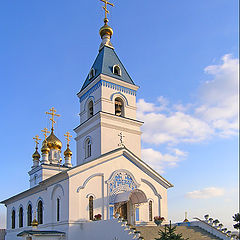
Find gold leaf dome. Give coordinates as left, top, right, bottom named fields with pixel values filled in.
left=41, top=140, right=50, bottom=153
left=32, top=149, right=40, bottom=159
left=31, top=218, right=39, bottom=227
left=46, top=131, right=62, bottom=150
left=64, top=145, right=72, bottom=157
left=99, top=19, right=113, bottom=38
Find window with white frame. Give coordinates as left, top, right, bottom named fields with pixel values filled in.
left=85, top=138, right=91, bottom=158
left=88, top=100, right=93, bottom=119
left=113, top=65, right=121, bottom=76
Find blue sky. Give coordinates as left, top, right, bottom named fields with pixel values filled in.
left=0, top=0, right=238, bottom=230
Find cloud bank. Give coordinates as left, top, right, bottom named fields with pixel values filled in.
left=185, top=187, right=225, bottom=199
left=139, top=54, right=239, bottom=173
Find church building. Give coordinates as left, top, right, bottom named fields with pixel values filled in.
left=1, top=3, right=173, bottom=240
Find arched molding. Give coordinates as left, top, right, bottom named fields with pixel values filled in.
left=141, top=179, right=162, bottom=199
left=50, top=184, right=64, bottom=200
left=147, top=198, right=154, bottom=203
left=83, top=96, right=95, bottom=112
left=82, top=136, right=93, bottom=149
left=18, top=205, right=24, bottom=217
left=86, top=193, right=96, bottom=199
left=110, top=92, right=129, bottom=106
left=113, top=64, right=122, bottom=76
left=36, top=197, right=44, bottom=210
left=106, top=169, right=140, bottom=186
left=141, top=178, right=162, bottom=216
left=77, top=173, right=104, bottom=193
left=11, top=207, right=16, bottom=212
left=26, top=201, right=32, bottom=210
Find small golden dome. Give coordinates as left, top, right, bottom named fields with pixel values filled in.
left=32, top=149, right=40, bottom=159
left=31, top=218, right=39, bottom=227
left=41, top=140, right=50, bottom=153
left=46, top=131, right=62, bottom=150
left=64, top=145, right=72, bottom=157
left=99, top=18, right=113, bottom=38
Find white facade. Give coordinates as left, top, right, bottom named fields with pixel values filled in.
left=1, top=21, right=173, bottom=240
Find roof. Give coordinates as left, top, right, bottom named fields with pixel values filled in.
left=1, top=147, right=173, bottom=205
left=17, top=230, right=65, bottom=236
left=80, top=46, right=135, bottom=92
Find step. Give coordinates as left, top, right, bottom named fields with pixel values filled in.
left=135, top=225, right=222, bottom=240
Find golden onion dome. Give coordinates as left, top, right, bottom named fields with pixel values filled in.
left=32, top=149, right=40, bottom=159
left=31, top=218, right=39, bottom=227
left=64, top=145, right=72, bottom=157
left=99, top=18, right=113, bottom=38
left=41, top=140, right=50, bottom=153
left=46, top=131, right=62, bottom=150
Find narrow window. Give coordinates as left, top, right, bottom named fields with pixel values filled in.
left=85, top=139, right=91, bottom=158
left=115, top=98, right=124, bottom=117
left=37, top=200, right=43, bottom=224
left=27, top=204, right=32, bottom=226
left=149, top=200, right=153, bottom=221
left=89, top=68, right=95, bottom=79
left=88, top=101, right=93, bottom=118
left=19, top=207, right=23, bottom=228
left=89, top=196, right=93, bottom=220
left=12, top=210, right=15, bottom=229
left=113, top=65, right=121, bottom=76
left=57, top=198, right=60, bottom=222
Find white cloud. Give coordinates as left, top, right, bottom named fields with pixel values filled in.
left=141, top=148, right=187, bottom=174
left=137, top=54, right=239, bottom=145
left=185, top=187, right=225, bottom=199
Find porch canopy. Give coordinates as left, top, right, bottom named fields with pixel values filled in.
left=113, top=189, right=148, bottom=204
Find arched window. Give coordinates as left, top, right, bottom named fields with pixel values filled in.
left=19, top=207, right=23, bottom=228
left=57, top=198, right=60, bottom=222
left=115, top=97, right=124, bottom=117
left=88, top=101, right=93, bottom=118
left=85, top=138, right=91, bottom=158
left=89, top=68, right=95, bottom=79
left=34, top=175, right=37, bottom=185
left=149, top=200, right=153, bottom=221
left=89, top=196, right=93, bottom=220
left=27, top=204, right=32, bottom=226
left=11, top=210, right=15, bottom=229
left=113, top=65, right=121, bottom=76
left=37, top=200, right=43, bottom=224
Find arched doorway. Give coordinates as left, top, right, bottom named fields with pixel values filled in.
left=113, top=189, right=147, bottom=225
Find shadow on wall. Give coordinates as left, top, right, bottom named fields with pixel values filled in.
left=0, top=229, right=6, bottom=240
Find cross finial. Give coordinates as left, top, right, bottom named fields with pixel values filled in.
left=33, top=135, right=41, bottom=149
left=64, top=131, right=72, bottom=146
left=45, top=107, right=60, bottom=131
left=41, top=128, right=50, bottom=141
left=118, top=132, right=125, bottom=147
left=100, top=0, right=114, bottom=20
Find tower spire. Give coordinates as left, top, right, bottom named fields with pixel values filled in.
left=99, top=0, right=114, bottom=50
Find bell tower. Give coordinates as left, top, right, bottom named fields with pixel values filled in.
left=74, top=5, right=142, bottom=165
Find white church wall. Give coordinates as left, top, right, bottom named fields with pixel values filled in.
left=5, top=179, right=69, bottom=240
left=68, top=151, right=168, bottom=224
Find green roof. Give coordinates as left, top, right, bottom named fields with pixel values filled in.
left=80, top=46, right=135, bottom=92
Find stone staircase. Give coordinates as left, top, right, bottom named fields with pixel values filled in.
left=135, top=225, right=222, bottom=240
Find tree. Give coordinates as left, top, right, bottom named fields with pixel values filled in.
left=155, top=221, right=189, bottom=240
left=233, top=213, right=240, bottom=230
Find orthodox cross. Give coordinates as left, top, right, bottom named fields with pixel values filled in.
left=45, top=107, right=60, bottom=131
left=118, top=132, right=125, bottom=147
left=64, top=131, right=72, bottom=146
left=100, top=0, right=114, bottom=19
left=33, top=135, right=41, bottom=148
left=41, top=128, right=50, bottom=141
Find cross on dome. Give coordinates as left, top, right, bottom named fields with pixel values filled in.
left=41, top=128, right=50, bottom=141
left=45, top=107, right=60, bottom=131
left=33, top=135, right=41, bottom=148
left=64, top=131, right=72, bottom=146
left=100, top=0, right=114, bottom=19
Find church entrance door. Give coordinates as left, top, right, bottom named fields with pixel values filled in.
left=119, top=203, right=127, bottom=220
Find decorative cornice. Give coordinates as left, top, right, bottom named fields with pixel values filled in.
left=79, top=80, right=137, bottom=103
